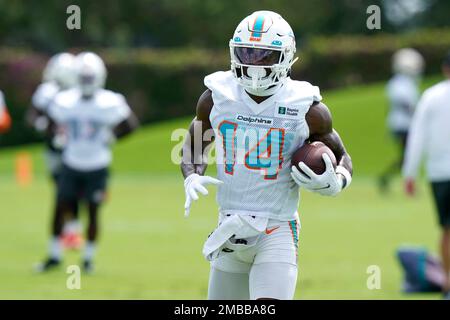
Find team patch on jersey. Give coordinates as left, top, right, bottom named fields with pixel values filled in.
left=235, top=114, right=273, bottom=126
left=274, top=105, right=301, bottom=119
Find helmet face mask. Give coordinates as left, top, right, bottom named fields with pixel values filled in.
left=75, top=52, right=107, bottom=97
left=229, top=11, right=297, bottom=96
left=78, top=70, right=98, bottom=97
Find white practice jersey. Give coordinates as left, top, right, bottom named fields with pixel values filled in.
left=386, top=74, right=420, bottom=132
left=403, top=80, right=450, bottom=182
left=0, top=90, right=5, bottom=112
left=48, top=88, right=131, bottom=171
left=31, top=82, right=60, bottom=112
left=205, top=71, right=322, bottom=221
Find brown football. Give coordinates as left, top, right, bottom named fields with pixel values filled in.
left=291, top=141, right=337, bottom=175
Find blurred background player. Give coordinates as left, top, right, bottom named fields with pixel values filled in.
left=26, top=53, right=83, bottom=250
left=36, top=52, right=139, bottom=273
left=0, top=90, right=12, bottom=134
left=403, top=51, right=450, bottom=300
left=379, top=48, right=425, bottom=193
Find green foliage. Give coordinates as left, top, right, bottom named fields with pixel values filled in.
left=2, top=0, right=450, bottom=50
left=1, top=28, right=450, bottom=147
left=0, top=0, right=386, bottom=49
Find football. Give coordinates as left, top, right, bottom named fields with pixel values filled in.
left=291, top=141, right=337, bottom=175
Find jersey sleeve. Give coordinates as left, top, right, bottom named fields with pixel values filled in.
left=204, top=71, right=239, bottom=106
left=32, top=83, right=58, bottom=112
left=310, top=85, right=322, bottom=102
left=105, top=94, right=131, bottom=126
left=47, top=93, right=69, bottom=123
left=402, top=90, right=431, bottom=178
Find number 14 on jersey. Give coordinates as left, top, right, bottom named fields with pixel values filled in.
left=218, top=121, right=285, bottom=180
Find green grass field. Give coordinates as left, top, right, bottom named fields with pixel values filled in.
left=0, top=76, right=446, bottom=299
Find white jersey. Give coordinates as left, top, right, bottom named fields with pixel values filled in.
left=31, top=82, right=60, bottom=112
left=205, top=71, right=322, bottom=221
left=403, top=80, right=450, bottom=181
left=48, top=88, right=131, bottom=171
left=386, top=74, right=420, bottom=132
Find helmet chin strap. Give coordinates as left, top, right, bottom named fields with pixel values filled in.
left=243, top=57, right=299, bottom=97
left=245, top=82, right=283, bottom=97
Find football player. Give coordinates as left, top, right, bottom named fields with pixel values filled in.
left=181, top=11, right=353, bottom=300
left=0, top=90, right=11, bottom=134
left=26, top=53, right=83, bottom=250
left=403, top=51, right=450, bottom=299
left=379, top=48, right=424, bottom=193
left=36, top=52, right=139, bottom=273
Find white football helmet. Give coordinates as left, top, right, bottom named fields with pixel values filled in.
left=392, top=48, right=425, bottom=77
left=43, top=53, right=77, bottom=89
left=75, top=52, right=107, bottom=97
left=229, top=11, right=298, bottom=96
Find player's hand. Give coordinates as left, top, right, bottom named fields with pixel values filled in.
left=291, top=153, right=344, bottom=196
left=52, top=133, right=67, bottom=149
left=404, top=178, right=416, bottom=197
left=33, top=116, right=49, bottom=132
left=184, top=173, right=223, bottom=217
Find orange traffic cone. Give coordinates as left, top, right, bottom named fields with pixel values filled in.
left=15, top=152, right=33, bottom=187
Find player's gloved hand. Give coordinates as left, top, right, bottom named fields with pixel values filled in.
left=33, top=116, right=49, bottom=132
left=52, top=133, right=67, bottom=150
left=184, top=173, right=223, bottom=217
left=291, top=153, right=351, bottom=196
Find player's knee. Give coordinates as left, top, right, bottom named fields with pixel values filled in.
left=250, top=263, right=297, bottom=300
left=88, top=190, right=108, bottom=205
left=56, top=199, right=73, bottom=213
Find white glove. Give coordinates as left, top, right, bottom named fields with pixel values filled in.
left=52, top=133, right=67, bottom=150
left=34, top=116, right=49, bottom=132
left=291, top=153, right=351, bottom=196
left=184, top=173, right=223, bottom=217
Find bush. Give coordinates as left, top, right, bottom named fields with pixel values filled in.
left=1, top=28, right=450, bottom=147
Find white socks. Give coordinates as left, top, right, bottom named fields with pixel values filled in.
left=48, top=237, right=62, bottom=260
left=48, top=238, right=97, bottom=262
left=83, top=241, right=96, bottom=261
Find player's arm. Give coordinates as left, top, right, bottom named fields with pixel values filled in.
left=113, top=111, right=139, bottom=140
left=0, top=106, right=11, bottom=133
left=25, top=105, right=50, bottom=133
left=181, top=89, right=222, bottom=217
left=181, top=89, right=215, bottom=178
left=402, top=96, right=428, bottom=196
left=291, top=101, right=352, bottom=196
left=0, top=92, right=11, bottom=133
left=307, top=102, right=353, bottom=178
